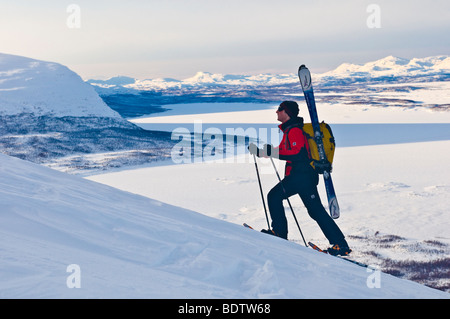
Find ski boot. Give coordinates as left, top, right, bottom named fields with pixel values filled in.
left=326, top=244, right=352, bottom=256
left=261, top=229, right=287, bottom=240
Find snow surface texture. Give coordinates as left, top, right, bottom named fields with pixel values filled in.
left=0, top=153, right=447, bottom=298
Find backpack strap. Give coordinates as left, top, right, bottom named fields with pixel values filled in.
left=284, top=125, right=312, bottom=161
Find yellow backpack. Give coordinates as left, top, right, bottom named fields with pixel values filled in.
left=302, top=122, right=336, bottom=173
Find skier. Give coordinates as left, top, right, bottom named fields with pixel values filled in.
left=248, top=101, right=351, bottom=256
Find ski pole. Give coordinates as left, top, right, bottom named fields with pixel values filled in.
left=269, top=157, right=308, bottom=247
left=253, top=154, right=271, bottom=229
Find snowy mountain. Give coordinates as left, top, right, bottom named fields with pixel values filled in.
left=87, top=55, right=450, bottom=118
left=319, top=55, right=450, bottom=82
left=0, top=53, right=174, bottom=167
left=0, top=53, right=120, bottom=118
left=1, top=152, right=447, bottom=298
left=88, top=55, right=450, bottom=94
left=87, top=71, right=299, bottom=92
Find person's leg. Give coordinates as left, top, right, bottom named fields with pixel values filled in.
left=299, top=186, right=347, bottom=247
left=267, top=182, right=288, bottom=239
left=267, top=174, right=302, bottom=239
left=296, top=173, right=348, bottom=247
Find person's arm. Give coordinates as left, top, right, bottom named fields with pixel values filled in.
left=277, top=127, right=306, bottom=161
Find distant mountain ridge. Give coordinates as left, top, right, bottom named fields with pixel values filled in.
left=87, top=55, right=450, bottom=94
left=320, top=55, right=450, bottom=79
left=87, top=71, right=298, bottom=94
left=87, top=55, right=450, bottom=119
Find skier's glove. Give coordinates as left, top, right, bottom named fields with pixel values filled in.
left=263, top=144, right=272, bottom=157
left=248, top=143, right=261, bottom=157
left=263, top=144, right=278, bottom=158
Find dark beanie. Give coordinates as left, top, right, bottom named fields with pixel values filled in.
left=280, top=101, right=299, bottom=118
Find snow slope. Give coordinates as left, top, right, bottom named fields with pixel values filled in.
left=0, top=153, right=447, bottom=298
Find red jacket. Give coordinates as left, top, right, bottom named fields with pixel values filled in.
left=275, top=117, right=312, bottom=176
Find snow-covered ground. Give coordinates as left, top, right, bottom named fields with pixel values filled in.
left=0, top=151, right=448, bottom=299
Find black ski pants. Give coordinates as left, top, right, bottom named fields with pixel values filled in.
left=267, top=171, right=347, bottom=246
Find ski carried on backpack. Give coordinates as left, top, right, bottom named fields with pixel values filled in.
left=298, top=65, right=340, bottom=219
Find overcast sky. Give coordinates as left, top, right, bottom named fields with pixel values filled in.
left=0, top=0, right=449, bottom=79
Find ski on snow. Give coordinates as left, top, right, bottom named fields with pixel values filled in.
left=308, top=241, right=369, bottom=268
left=244, top=224, right=368, bottom=268
left=243, top=223, right=254, bottom=229
left=298, top=65, right=340, bottom=219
